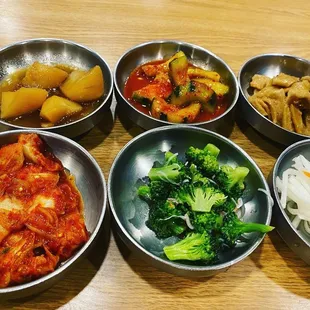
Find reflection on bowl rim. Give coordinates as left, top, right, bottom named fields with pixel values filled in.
left=238, top=53, right=310, bottom=140
left=0, top=129, right=107, bottom=294
left=108, top=125, right=272, bottom=272
left=272, top=138, right=310, bottom=248
left=114, top=40, right=239, bottom=126
left=0, top=38, right=113, bottom=131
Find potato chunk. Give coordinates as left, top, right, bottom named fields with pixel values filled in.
left=40, top=95, right=82, bottom=123
left=1, top=88, right=48, bottom=119
left=22, top=62, right=68, bottom=89
left=60, top=65, right=104, bottom=102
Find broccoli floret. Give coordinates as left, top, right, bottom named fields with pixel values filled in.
left=215, top=165, right=249, bottom=199
left=186, top=144, right=220, bottom=177
left=176, top=184, right=226, bottom=212
left=137, top=185, right=151, bottom=201
left=165, top=151, right=180, bottom=165
left=193, top=212, right=223, bottom=234
left=148, top=163, right=182, bottom=183
left=147, top=200, right=187, bottom=238
left=148, top=151, right=184, bottom=184
left=163, top=232, right=216, bottom=261
left=187, top=163, right=209, bottom=185
left=138, top=181, right=173, bottom=203
left=221, top=212, right=274, bottom=247
left=149, top=181, right=172, bottom=202
left=213, top=197, right=236, bottom=213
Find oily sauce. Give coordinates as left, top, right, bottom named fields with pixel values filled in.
left=124, top=60, right=228, bottom=123
left=0, top=64, right=101, bottom=128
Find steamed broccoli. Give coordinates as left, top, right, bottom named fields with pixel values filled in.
left=175, top=184, right=226, bottom=212
left=221, top=212, right=274, bottom=247
left=187, top=163, right=209, bottom=185
left=186, top=144, right=220, bottom=177
left=148, top=151, right=184, bottom=184
left=138, top=180, right=173, bottom=203
left=213, top=197, right=236, bottom=213
left=193, top=212, right=223, bottom=234
left=147, top=200, right=187, bottom=238
left=163, top=232, right=216, bottom=261
left=138, top=185, right=151, bottom=201
left=215, top=165, right=249, bottom=199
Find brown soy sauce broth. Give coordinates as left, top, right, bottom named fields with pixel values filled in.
left=0, top=63, right=101, bottom=128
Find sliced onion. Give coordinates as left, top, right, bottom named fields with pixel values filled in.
left=160, top=213, right=194, bottom=230
left=291, top=215, right=301, bottom=229
left=258, top=188, right=274, bottom=207
left=304, top=221, right=310, bottom=234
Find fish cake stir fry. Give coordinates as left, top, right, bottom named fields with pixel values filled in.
left=249, top=73, right=310, bottom=135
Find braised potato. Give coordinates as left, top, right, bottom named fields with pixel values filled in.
left=22, top=62, right=68, bottom=88
left=40, top=96, right=82, bottom=123
left=60, top=65, right=104, bottom=102
left=1, top=88, right=47, bottom=119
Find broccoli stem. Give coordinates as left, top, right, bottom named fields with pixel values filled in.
left=237, top=222, right=274, bottom=234
left=204, top=143, right=220, bottom=158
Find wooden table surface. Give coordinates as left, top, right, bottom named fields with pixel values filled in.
left=0, top=0, right=309, bottom=309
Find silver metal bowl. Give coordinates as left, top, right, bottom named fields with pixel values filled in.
left=239, top=53, right=310, bottom=146
left=0, top=38, right=113, bottom=138
left=269, top=140, right=310, bottom=264
left=0, top=130, right=107, bottom=299
left=108, top=126, right=272, bottom=277
left=114, top=40, right=239, bottom=132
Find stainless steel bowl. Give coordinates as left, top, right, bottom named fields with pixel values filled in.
left=239, top=54, right=310, bottom=146
left=0, top=38, right=113, bottom=138
left=269, top=140, right=310, bottom=264
left=0, top=130, right=107, bottom=299
left=108, top=126, right=272, bottom=277
left=114, top=40, right=238, bottom=132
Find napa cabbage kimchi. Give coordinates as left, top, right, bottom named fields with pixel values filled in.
left=0, top=134, right=88, bottom=288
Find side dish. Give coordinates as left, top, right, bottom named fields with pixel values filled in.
left=0, top=133, right=88, bottom=288
left=0, top=62, right=104, bottom=128
left=249, top=73, right=310, bottom=135
left=276, top=154, right=310, bottom=234
left=124, top=51, right=230, bottom=123
left=137, top=144, right=273, bottom=262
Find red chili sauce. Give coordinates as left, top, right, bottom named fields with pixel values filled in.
left=124, top=60, right=228, bottom=123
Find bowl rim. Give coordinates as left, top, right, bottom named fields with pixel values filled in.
left=114, top=40, right=239, bottom=126
left=272, top=138, right=310, bottom=248
left=108, top=125, right=272, bottom=272
left=0, top=37, right=113, bottom=131
left=0, top=129, right=107, bottom=294
left=238, top=53, right=310, bottom=140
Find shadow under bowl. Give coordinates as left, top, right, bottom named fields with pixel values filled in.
left=108, top=125, right=272, bottom=277
left=0, top=38, right=113, bottom=138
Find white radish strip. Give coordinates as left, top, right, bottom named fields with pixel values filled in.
left=304, top=221, right=310, bottom=234
left=276, top=176, right=283, bottom=192
left=287, top=204, right=299, bottom=215
left=291, top=215, right=301, bottom=229
left=300, top=155, right=310, bottom=171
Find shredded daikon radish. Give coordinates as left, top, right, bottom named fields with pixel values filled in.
left=276, top=155, right=310, bottom=234
left=304, top=221, right=310, bottom=234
